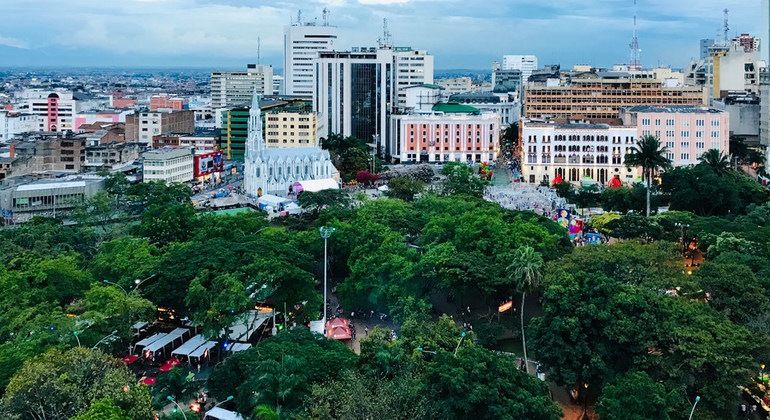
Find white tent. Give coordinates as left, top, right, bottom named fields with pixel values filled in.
left=293, top=178, right=339, bottom=193
left=222, top=311, right=272, bottom=343
left=134, top=333, right=167, bottom=353
left=258, top=194, right=292, bottom=209
left=171, top=335, right=207, bottom=358
left=204, top=407, right=244, bottom=420
left=226, top=343, right=252, bottom=353
left=309, top=320, right=324, bottom=335
left=143, top=328, right=190, bottom=356
left=188, top=341, right=217, bottom=361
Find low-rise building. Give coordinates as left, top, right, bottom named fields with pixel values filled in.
left=0, top=175, right=105, bottom=224
left=448, top=92, right=521, bottom=127
left=142, top=147, right=194, bottom=183
left=0, top=111, right=36, bottom=141
left=84, top=142, right=142, bottom=172
left=125, top=110, right=195, bottom=145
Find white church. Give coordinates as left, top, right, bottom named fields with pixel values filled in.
left=244, top=93, right=339, bottom=197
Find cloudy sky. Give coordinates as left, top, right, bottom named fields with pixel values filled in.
left=0, top=0, right=763, bottom=70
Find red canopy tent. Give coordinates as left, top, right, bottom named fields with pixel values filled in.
left=608, top=175, right=622, bottom=189
left=327, top=326, right=352, bottom=340
left=326, top=318, right=349, bottom=329
left=140, top=377, right=156, bottom=385
left=121, top=355, right=139, bottom=364
left=158, top=357, right=181, bottom=372
left=552, top=174, right=564, bottom=185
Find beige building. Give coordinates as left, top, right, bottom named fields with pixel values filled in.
left=264, top=111, right=317, bottom=148
left=525, top=74, right=706, bottom=124
left=142, top=147, right=194, bottom=183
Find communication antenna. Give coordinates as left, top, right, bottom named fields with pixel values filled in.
left=378, top=18, right=393, bottom=48
left=322, top=8, right=330, bottom=26
left=297, top=9, right=302, bottom=26
left=257, top=37, right=261, bottom=64
left=629, top=0, right=642, bottom=71
left=723, top=9, right=730, bottom=45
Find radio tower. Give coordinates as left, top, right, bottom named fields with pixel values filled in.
left=722, top=9, right=730, bottom=45
left=629, top=0, right=642, bottom=71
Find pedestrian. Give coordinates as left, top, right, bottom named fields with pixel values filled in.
left=365, top=327, right=369, bottom=337
left=197, top=362, right=201, bottom=373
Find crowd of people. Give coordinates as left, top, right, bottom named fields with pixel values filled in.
left=485, top=185, right=569, bottom=218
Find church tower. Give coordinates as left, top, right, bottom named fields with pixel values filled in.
left=244, top=90, right=263, bottom=196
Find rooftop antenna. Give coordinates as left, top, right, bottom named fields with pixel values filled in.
left=297, top=9, right=302, bottom=26
left=322, top=8, right=329, bottom=26
left=257, top=37, right=261, bottom=64
left=378, top=18, right=393, bottom=48
left=723, top=8, right=730, bottom=45
left=629, top=0, right=642, bottom=71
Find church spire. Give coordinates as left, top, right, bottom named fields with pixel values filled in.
left=247, top=87, right=264, bottom=156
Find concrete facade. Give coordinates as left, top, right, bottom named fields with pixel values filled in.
left=211, top=65, right=274, bottom=109
left=284, top=23, right=337, bottom=96
left=142, top=147, right=194, bottom=183
left=126, top=110, right=195, bottom=145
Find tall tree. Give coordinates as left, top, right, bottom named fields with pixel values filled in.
left=624, top=135, right=672, bottom=216
left=507, top=246, right=544, bottom=374
left=697, top=148, right=731, bottom=177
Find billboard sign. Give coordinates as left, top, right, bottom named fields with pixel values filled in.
left=194, top=151, right=224, bottom=177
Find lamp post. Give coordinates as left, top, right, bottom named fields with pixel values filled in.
left=415, top=348, right=437, bottom=354
left=582, top=383, right=589, bottom=420
left=213, top=395, right=234, bottom=408
left=319, top=226, right=335, bottom=335
left=91, top=330, right=118, bottom=351
left=762, top=364, right=766, bottom=382
left=453, top=332, right=466, bottom=357
left=73, top=331, right=81, bottom=348
left=674, top=222, right=690, bottom=259
left=103, top=280, right=129, bottom=296
left=132, top=274, right=157, bottom=292
left=166, top=396, right=188, bottom=420
left=688, top=396, right=701, bottom=420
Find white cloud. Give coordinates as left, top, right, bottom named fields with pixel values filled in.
left=0, top=35, right=29, bottom=49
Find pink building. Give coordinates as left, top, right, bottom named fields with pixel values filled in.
left=620, top=106, right=730, bottom=166
left=391, top=102, right=500, bottom=163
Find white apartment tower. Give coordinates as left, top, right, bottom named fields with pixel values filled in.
left=502, top=55, right=538, bottom=83
left=283, top=23, right=338, bottom=96
left=211, top=65, right=274, bottom=109
left=392, top=47, right=434, bottom=109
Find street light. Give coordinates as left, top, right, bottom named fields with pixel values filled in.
left=688, top=396, right=701, bottom=420
left=132, top=274, right=157, bottom=291
left=582, top=383, right=589, bottom=420
left=415, top=348, right=437, bottom=354
left=213, top=395, right=234, bottom=408
left=73, top=331, right=81, bottom=348
left=103, top=280, right=128, bottom=296
left=674, top=222, right=690, bottom=258
left=91, top=330, right=118, bottom=351
left=453, top=332, right=466, bottom=357
left=319, top=226, right=335, bottom=334
left=166, top=396, right=188, bottom=420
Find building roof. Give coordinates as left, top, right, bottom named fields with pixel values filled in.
left=142, top=147, right=192, bottom=159
left=624, top=105, right=724, bottom=114
left=554, top=123, right=612, bottom=130
left=432, top=102, right=480, bottom=114
left=449, top=92, right=501, bottom=103
left=403, top=84, right=443, bottom=90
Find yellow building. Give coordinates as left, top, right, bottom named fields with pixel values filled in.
left=264, top=111, right=317, bottom=148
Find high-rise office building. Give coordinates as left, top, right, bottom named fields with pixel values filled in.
left=700, top=39, right=715, bottom=60
left=502, top=55, right=538, bottom=83
left=313, top=47, right=394, bottom=149
left=211, top=65, right=274, bottom=109
left=283, top=23, right=338, bottom=96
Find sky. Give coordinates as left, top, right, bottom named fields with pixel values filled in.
left=0, top=0, right=763, bottom=71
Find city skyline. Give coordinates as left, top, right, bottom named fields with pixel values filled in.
left=0, top=0, right=764, bottom=70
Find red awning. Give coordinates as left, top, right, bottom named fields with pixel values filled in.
left=121, top=355, right=139, bottom=364
left=327, top=326, right=352, bottom=340
left=140, top=377, right=156, bottom=385
left=158, top=357, right=181, bottom=372
left=326, top=318, right=349, bottom=330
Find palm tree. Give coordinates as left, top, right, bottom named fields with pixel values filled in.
left=624, top=135, right=672, bottom=216
left=507, top=246, right=544, bottom=375
left=698, top=148, right=731, bottom=177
